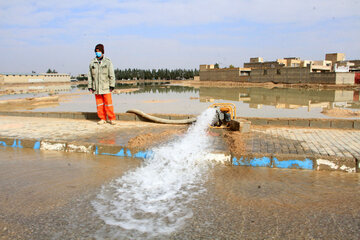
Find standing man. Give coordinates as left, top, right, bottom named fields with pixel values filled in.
left=88, top=43, right=116, bottom=125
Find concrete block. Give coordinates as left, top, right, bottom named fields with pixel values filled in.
left=289, top=119, right=310, bottom=127
left=268, top=119, right=289, bottom=126
left=3, top=112, right=16, bottom=116
left=96, top=144, right=127, bottom=156
left=232, top=153, right=272, bottom=167
left=0, top=137, right=36, bottom=149
left=40, top=141, right=67, bottom=151
left=309, top=119, right=331, bottom=128
left=117, top=113, right=136, bottom=121
left=26, top=112, right=38, bottom=117
left=66, top=141, right=95, bottom=153
left=41, top=112, right=50, bottom=117
left=247, top=118, right=268, bottom=126
left=73, top=112, right=87, bottom=119
left=153, top=114, right=171, bottom=120
left=230, top=119, right=251, bottom=133
left=331, top=120, right=353, bottom=129
left=0, top=137, right=15, bottom=147
left=240, top=120, right=251, bottom=133
left=46, top=112, right=61, bottom=118
left=230, top=120, right=240, bottom=131
left=60, top=112, right=75, bottom=119
left=83, top=112, right=98, bottom=120
left=168, top=114, right=195, bottom=120
left=272, top=154, right=313, bottom=170
left=134, top=114, right=151, bottom=122
left=19, top=138, right=40, bottom=149
left=353, top=121, right=360, bottom=130
left=312, top=155, right=356, bottom=173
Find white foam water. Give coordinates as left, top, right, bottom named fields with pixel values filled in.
left=92, top=108, right=216, bottom=239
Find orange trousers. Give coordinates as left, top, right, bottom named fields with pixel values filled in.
left=95, top=93, right=116, bottom=121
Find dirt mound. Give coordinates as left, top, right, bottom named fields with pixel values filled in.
left=127, top=129, right=185, bottom=149
left=223, top=131, right=251, bottom=156
left=321, top=108, right=360, bottom=118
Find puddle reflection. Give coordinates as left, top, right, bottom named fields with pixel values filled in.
left=0, top=83, right=359, bottom=119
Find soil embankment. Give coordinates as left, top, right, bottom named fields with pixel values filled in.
left=321, top=107, right=360, bottom=118
left=171, top=80, right=360, bottom=90
left=127, top=129, right=185, bottom=149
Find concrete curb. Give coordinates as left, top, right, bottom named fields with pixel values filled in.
left=245, top=117, right=360, bottom=130
left=0, top=136, right=152, bottom=160
left=0, top=111, right=359, bottom=129
left=0, top=136, right=230, bottom=165
left=0, top=135, right=358, bottom=173
left=231, top=152, right=359, bottom=173
left=0, top=111, right=196, bottom=123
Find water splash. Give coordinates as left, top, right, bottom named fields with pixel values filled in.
left=92, top=108, right=216, bottom=238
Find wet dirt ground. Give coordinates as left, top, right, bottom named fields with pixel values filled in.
left=0, top=148, right=359, bottom=239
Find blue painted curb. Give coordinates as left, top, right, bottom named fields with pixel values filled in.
left=272, top=157, right=313, bottom=170
left=94, top=146, right=153, bottom=159
left=232, top=155, right=314, bottom=170
left=0, top=138, right=154, bottom=160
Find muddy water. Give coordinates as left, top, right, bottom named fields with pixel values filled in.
left=0, top=148, right=359, bottom=239
left=0, top=148, right=142, bottom=239
left=1, top=84, right=360, bottom=119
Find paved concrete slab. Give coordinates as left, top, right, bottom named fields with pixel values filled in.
left=0, top=115, right=229, bottom=161
left=1, top=115, right=359, bottom=173
left=0, top=115, right=185, bottom=147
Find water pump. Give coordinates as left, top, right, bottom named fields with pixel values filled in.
left=209, top=103, right=236, bottom=128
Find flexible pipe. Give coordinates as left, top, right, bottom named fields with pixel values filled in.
left=126, top=109, right=197, bottom=124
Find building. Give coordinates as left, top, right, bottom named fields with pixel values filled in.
left=199, top=53, right=357, bottom=85
left=249, top=66, right=354, bottom=84
left=348, top=60, right=360, bottom=70
left=0, top=73, right=71, bottom=84
left=244, top=59, right=285, bottom=69
left=199, top=65, right=251, bottom=82
left=249, top=57, right=263, bottom=63
left=326, top=53, right=345, bottom=64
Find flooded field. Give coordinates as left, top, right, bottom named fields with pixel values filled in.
left=1, top=108, right=359, bottom=239
left=0, top=82, right=360, bottom=119
left=1, top=148, right=359, bottom=239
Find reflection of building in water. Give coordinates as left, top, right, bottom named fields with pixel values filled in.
left=199, top=87, right=246, bottom=102
left=0, top=84, right=72, bottom=94
left=199, top=87, right=358, bottom=111
left=0, top=73, right=70, bottom=84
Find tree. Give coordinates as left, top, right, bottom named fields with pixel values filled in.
left=229, top=64, right=235, bottom=68
left=113, top=67, right=200, bottom=80
left=46, top=69, right=57, bottom=73
left=214, top=63, right=220, bottom=69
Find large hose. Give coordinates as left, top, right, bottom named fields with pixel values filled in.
left=126, top=109, right=197, bottom=124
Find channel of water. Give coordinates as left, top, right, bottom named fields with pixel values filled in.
left=92, top=108, right=217, bottom=239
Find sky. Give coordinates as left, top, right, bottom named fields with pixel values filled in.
left=0, top=0, right=359, bottom=75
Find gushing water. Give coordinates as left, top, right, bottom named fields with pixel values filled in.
left=92, top=108, right=217, bottom=238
